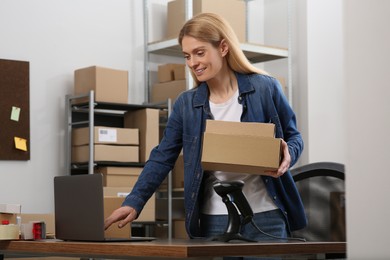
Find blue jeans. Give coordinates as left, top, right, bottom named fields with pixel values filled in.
left=200, top=209, right=288, bottom=260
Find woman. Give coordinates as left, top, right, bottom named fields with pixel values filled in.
left=105, top=13, right=306, bottom=244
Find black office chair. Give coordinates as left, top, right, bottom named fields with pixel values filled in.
left=291, top=162, right=346, bottom=242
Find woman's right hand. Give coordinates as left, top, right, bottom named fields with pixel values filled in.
left=104, top=206, right=137, bottom=230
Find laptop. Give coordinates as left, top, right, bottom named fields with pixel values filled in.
left=54, top=173, right=155, bottom=242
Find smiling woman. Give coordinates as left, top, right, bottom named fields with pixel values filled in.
left=105, top=13, right=306, bottom=260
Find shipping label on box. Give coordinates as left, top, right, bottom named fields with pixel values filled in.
left=201, top=120, right=281, bottom=174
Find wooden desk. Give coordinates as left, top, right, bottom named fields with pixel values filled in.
left=0, top=239, right=346, bottom=259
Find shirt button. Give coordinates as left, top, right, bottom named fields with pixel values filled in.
left=191, top=192, right=195, bottom=199
left=273, top=196, right=277, bottom=200
left=265, top=179, right=269, bottom=183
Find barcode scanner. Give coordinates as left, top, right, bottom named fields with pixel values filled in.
left=209, top=180, right=256, bottom=242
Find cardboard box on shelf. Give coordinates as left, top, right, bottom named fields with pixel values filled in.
left=72, top=126, right=139, bottom=146
left=201, top=120, right=281, bottom=174
left=103, top=197, right=131, bottom=238
left=173, top=65, right=186, bottom=80
left=74, top=66, right=128, bottom=104
left=71, top=144, right=139, bottom=163
left=151, top=80, right=186, bottom=104
left=167, top=0, right=246, bottom=42
left=124, top=108, right=159, bottom=163
left=103, top=191, right=155, bottom=223
left=157, top=63, right=185, bottom=83
left=96, top=167, right=143, bottom=187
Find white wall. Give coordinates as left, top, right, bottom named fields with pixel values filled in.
left=0, top=0, right=144, bottom=213
left=292, top=0, right=346, bottom=165
left=344, top=0, right=390, bottom=258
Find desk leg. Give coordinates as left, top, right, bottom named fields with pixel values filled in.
left=0, top=254, right=3, bottom=260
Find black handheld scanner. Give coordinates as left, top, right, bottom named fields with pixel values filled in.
left=213, top=180, right=254, bottom=225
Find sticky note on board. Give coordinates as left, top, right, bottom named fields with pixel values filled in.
left=10, top=106, right=21, bottom=121
left=14, top=137, right=28, bottom=151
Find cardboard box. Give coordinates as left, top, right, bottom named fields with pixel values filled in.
left=96, top=167, right=143, bottom=187
left=167, top=0, right=246, bottom=42
left=74, top=66, right=128, bottom=104
left=103, top=190, right=155, bottom=223
left=71, top=145, right=139, bottom=163
left=157, top=63, right=185, bottom=83
left=201, top=120, right=281, bottom=174
left=151, top=80, right=186, bottom=104
left=173, top=65, right=186, bottom=80
left=72, top=126, right=139, bottom=146
left=103, top=197, right=131, bottom=238
left=124, top=109, right=159, bottom=163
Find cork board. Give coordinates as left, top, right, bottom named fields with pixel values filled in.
left=0, top=59, right=30, bottom=160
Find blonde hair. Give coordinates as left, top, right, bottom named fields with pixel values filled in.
left=178, top=13, right=267, bottom=85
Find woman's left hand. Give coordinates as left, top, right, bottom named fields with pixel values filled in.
left=264, top=139, right=291, bottom=178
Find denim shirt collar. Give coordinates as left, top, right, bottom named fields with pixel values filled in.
left=192, top=72, right=255, bottom=108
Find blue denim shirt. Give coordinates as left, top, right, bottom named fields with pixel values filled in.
left=122, top=73, right=307, bottom=238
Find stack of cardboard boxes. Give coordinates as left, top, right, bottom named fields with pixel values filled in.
left=151, top=63, right=187, bottom=104
left=72, top=66, right=161, bottom=238
left=166, top=0, right=246, bottom=42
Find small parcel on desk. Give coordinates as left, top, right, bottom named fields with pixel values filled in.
left=201, top=120, right=281, bottom=174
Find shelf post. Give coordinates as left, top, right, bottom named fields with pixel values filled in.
left=88, top=90, right=95, bottom=175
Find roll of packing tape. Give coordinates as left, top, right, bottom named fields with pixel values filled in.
left=0, top=224, right=19, bottom=240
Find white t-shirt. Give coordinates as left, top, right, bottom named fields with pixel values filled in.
left=202, top=89, right=277, bottom=215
